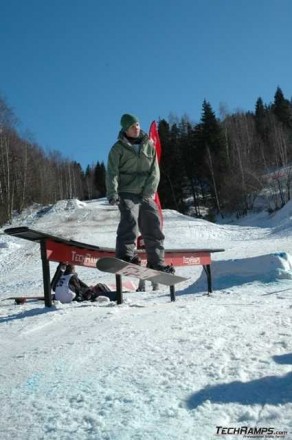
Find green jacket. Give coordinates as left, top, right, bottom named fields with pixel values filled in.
left=106, top=130, right=160, bottom=200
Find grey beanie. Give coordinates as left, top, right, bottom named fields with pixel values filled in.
left=120, top=113, right=139, bottom=131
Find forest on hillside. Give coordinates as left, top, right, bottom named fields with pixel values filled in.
left=158, top=86, right=292, bottom=219
left=1, top=86, right=292, bottom=225
left=0, top=95, right=106, bottom=225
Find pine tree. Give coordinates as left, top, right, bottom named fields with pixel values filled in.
left=94, top=162, right=106, bottom=197
left=272, top=87, right=292, bottom=128
left=255, top=97, right=267, bottom=137
left=158, top=119, right=186, bottom=212
left=199, top=100, right=226, bottom=214
left=180, top=122, right=203, bottom=216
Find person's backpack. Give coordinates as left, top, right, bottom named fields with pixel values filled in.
left=51, top=262, right=67, bottom=292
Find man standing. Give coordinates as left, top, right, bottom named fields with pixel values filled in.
left=106, top=113, right=174, bottom=273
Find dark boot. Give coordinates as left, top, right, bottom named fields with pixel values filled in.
left=147, top=262, right=175, bottom=274
left=122, top=255, right=141, bottom=265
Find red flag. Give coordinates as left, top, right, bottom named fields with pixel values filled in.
left=149, top=120, right=162, bottom=162
left=149, top=121, right=163, bottom=228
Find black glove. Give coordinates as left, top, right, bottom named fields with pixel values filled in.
left=108, top=195, right=119, bottom=205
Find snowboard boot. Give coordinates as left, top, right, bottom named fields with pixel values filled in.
left=122, top=255, right=141, bottom=266
left=147, top=262, right=175, bottom=274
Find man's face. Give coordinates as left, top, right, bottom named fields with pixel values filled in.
left=126, top=122, right=140, bottom=138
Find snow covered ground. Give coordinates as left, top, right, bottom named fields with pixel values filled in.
left=0, top=198, right=292, bottom=440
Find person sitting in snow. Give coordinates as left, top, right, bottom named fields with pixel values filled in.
left=54, top=264, right=116, bottom=303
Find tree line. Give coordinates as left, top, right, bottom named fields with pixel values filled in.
left=158, top=86, right=292, bottom=219
left=0, top=95, right=106, bottom=225
left=1, top=86, right=292, bottom=226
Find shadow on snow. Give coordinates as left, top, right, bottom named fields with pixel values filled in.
left=0, top=306, right=57, bottom=323
left=186, top=353, right=292, bottom=409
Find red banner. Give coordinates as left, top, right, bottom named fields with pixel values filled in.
left=45, top=239, right=212, bottom=267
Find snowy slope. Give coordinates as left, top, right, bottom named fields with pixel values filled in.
left=0, top=199, right=291, bottom=440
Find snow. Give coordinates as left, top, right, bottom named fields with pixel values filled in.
left=0, top=198, right=292, bottom=440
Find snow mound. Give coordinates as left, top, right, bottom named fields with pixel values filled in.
left=202, top=252, right=292, bottom=290
left=218, top=200, right=292, bottom=238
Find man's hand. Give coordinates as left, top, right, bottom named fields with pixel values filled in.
left=142, top=194, right=155, bottom=203
left=108, top=195, right=119, bottom=205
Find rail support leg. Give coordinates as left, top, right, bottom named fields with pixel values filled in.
left=137, top=279, right=145, bottom=291
left=170, top=285, right=176, bottom=302
left=204, top=264, right=212, bottom=295
left=40, top=240, right=52, bottom=307
left=116, top=274, right=123, bottom=304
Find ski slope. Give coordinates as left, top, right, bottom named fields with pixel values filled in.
left=0, top=199, right=291, bottom=439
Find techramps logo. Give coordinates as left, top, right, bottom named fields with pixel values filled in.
left=215, top=426, right=289, bottom=438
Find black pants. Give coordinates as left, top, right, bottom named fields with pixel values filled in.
left=116, top=193, right=165, bottom=266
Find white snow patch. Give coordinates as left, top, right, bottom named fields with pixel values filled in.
left=1, top=198, right=292, bottom=439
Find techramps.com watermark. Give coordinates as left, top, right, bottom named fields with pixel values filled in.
left=215, top=426, right=289, bottom=438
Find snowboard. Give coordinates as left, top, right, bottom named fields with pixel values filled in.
left=2, top=296, right=46, bottom=305
left=106, top=280, right=137, bottom=291
left=96, top=257, right=188, bottom=286
left=2, top=280, right=138, bottom=306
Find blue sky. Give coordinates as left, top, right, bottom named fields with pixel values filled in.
left=1, top=0, right=292, bottom=170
